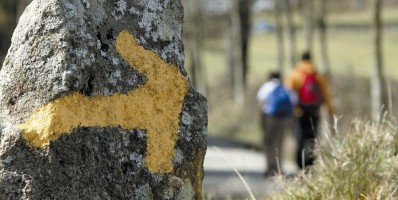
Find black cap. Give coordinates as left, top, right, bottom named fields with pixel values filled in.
left=301, top=51, right=311, bottom=60
left=268, top=71, right=281, bottom=80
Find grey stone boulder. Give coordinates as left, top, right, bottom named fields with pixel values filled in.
left=0, top=0, right=207, bottom=199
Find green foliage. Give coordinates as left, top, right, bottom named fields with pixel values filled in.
left=274, top=116, right=398, bottom=200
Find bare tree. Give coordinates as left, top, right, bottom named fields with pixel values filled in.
left=302, top=0, right=314, bottom=52
left=282, top=0, right=297, bottom=68
left=274, top=0, right=285, bottom=72
left=317, top=0, right=330, bottom=77
left=239, top=0, right=251, bottom=85
left=183, top=0, right=207, bottom=96
left=371, top=0, right=387, bottom=120
left=226, top=0, right=251, bottom=105
left=225, top=31, right=235, bottom=87
left=230, top=0, right=244, bottom=105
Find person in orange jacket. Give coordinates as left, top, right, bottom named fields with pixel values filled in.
left=285, top=51, right=334, bottom=169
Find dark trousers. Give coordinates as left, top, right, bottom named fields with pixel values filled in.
left=295, top=111, right=319, bottom=169
left=260, top=113, right=287, bottom=174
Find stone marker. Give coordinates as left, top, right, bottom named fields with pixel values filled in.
left=0, top=0, right=207, bottom=199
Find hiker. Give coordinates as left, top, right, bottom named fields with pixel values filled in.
left=285, top=51, right=334, bottom=169
left=257, top=72, right=297, bottom=176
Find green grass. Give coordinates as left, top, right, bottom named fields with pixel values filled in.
left=272, top=116, right=398, bottom=199
left=328, top=7, right=398, bottom=27
left=252, top=6, right=398, bottom=27
left=204, top=29, right=398, bottom=82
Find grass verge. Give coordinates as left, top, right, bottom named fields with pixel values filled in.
left=272, top=115, right=398, bottom=199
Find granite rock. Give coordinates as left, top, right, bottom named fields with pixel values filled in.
left=0, top=0, right=207, bottom=199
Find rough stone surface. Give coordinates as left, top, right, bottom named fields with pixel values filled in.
left=0, top=0, right=207, bottom=199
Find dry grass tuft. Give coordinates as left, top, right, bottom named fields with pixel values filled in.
left=272, top=115, right=398, bottom=200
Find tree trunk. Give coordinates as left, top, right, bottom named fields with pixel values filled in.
left=282, top=0, right=297, bottom=68
left=184, top=0, right=207, bottom=96
left=371, top=0, right=387, bottom=120
left=225, top=31, right=235, bottom=87
left=317, top=0, right=330, bottom=78
left=231, top=0, right=244, bottom=106
left=187, top=41, right=207, bottom=95
left=239, top=0, right=251, bottom=86
left=274, top=0, right=285, bottom=72
left=302, top=0, right=314, bottom=52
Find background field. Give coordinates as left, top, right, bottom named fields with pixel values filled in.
left=196, top=7, right=398, bottom=147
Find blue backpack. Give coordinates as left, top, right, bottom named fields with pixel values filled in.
left=264, top=84, right=293, bottom=117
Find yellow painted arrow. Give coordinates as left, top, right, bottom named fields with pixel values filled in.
left=19, top=30, right=189, bottom=173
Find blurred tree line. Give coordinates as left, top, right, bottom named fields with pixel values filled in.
left=182, top=0, right=395, bottom=120
left=0, top=0, right=395, bottom=119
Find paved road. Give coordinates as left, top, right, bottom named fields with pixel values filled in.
left=203, top=136, right=297, bottom=199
